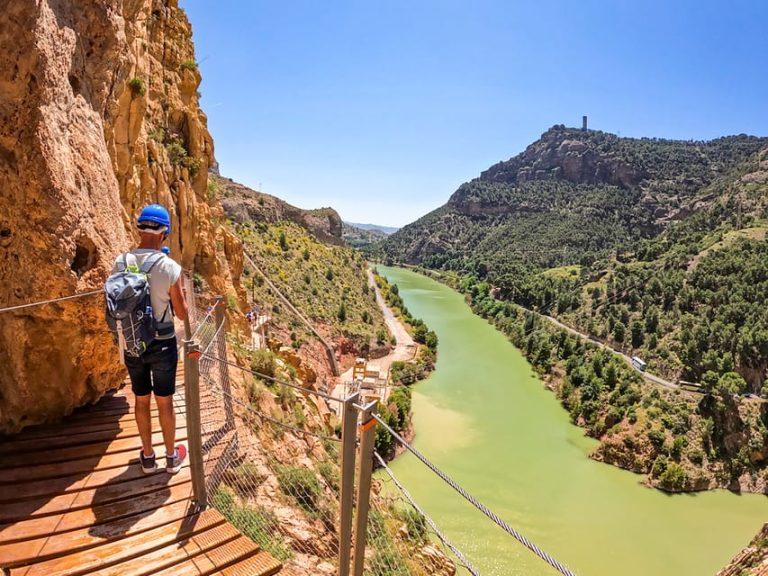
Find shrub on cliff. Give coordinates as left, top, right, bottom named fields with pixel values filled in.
left=128, top=76, right=146, bottom=97
left=395, top=507, right=428, bottom=544
left=276, top=465, right=322, bottom=515
left=250, top=349, right=277, bottom=380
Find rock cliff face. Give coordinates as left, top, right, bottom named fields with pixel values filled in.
left=480, top=127, right=643, bottom=189
left=214, top=174, right=344, bottom=245
left=0, top=0, right=243, bottom=433
left=718, top=523, right=768, bottom=576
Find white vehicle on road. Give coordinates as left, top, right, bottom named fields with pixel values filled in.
left=631, top=356, right=647, bottom=372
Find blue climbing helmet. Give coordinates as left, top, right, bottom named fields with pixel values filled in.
left=137, top=204, right=171, bottom=237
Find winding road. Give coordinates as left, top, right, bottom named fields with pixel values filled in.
left=526, top=308, right=682, bottom=391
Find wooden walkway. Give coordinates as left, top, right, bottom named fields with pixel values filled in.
left=0, top=378, right=285, bottom=576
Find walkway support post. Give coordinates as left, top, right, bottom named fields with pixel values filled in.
left=214, top=294, right=226, bottom=331
left=212, top=295, right=234, bottom=427
left=338, top=393, right=360, bottom=576
left=183, top=339, right=207, bottom=508
left=352, top=400, right=378, bottom=576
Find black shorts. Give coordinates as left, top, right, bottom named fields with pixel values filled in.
left=124, top=337, right=178, bottom=397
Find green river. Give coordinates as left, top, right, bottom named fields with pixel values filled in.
left=378, top=266, right=768, bottom=576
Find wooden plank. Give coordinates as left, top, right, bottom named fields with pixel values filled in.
left=150, top=536, right=261, bottom=576
left=3, top=415, right=167, bottom=443
left=0, top=411, right=173, bottom=453
left=0, top=437, right=182, bottom=484
left=0, top=427, right=188, bottom=469
left=0, top=418, right=173, bottom=455
left=24, top=406, right=159, bottom=430
left=0, top=498, right=196, bottom=568
left=0, top=467, right=192, bottom=523
left=10, top=509, right=226, bottom=576
left=219, top=551, right=283, bottom=576
left=87, top=522, right=242, bottom=576
left=0, top=481, right=193, bottom=543
left=1, top=461, right=190, bottom=502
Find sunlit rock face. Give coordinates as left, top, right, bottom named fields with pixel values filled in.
left=0, top=0, right=243, bottom=432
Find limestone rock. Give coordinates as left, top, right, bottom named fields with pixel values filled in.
left=718, top=523, right=768, bottom=576
left=0, top=0, right=243, bottom=432
left=215, top=174, right=344, bottom=245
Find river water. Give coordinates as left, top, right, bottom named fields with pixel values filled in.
left=378, top=266, right=768, bottom=576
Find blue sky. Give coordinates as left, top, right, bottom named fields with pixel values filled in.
left=181, top=0, right=768, bottom=227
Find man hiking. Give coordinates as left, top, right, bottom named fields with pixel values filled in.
left=107, top=204, right=188, bottom=474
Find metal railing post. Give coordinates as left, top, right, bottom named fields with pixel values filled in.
left=183, top=339, right=207, bottom=508
left=213, top=295, right=234, bottom=427
left=213, top=294, right=226, bottom=330
left=338, top=393, right=360, bottom=576
left=352, top=400, right=378, bottom=576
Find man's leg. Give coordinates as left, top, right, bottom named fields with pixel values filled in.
left=155, top=394, right=176, bottom=455
left=151, top=339, right=183, bottom=471
left=125, top=356, right=153, bottom=457
left=135, top=394, right=154, bottom=456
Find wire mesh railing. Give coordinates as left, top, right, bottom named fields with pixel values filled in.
left=373, top=452, right=480, bottom=576
left=183, top=288, right=348, bottom=574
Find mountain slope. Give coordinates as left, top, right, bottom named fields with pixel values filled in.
left=380, top=125, right=767, bottom=274
left=378, top=125, right=768, bottom=495
left=214, top=174, right=390, bottom=379
left=342, top=222, right=391, bottom=249
left=214, top=174, right=343, bottom=245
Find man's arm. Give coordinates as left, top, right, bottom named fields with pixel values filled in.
left=170, top=279, right=188, bottom=322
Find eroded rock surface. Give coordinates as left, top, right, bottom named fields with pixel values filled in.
left=215, top=174, right=344, bottom=245
left=718, top=523, right=768, bottom=576
left=0, top=0, right=243, bottom=432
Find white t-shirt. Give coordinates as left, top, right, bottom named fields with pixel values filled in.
left=112, top=249, right=182, bottom=339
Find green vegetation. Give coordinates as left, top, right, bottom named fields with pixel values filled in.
left=421, top=269, right=768, bottom=492
left=342, top=221, right=391, bottom=249
left=275, top=465, right=323, bottom=515
left=236, top=220, right=387, bottom=351
left=180, top=59, right=198, bottom=71
left=376, top=126, right=768, bottom=492
left=165, top=134, right=201, bottom=176
left=250, top=348, right=277, bottom=380
left=207, top=177, right=219, bottom=202
left=211, top=486, right=293, bottom=561
left=128, top=77, right=146, bottom=97
left=379, top=127, right=766, bottom=276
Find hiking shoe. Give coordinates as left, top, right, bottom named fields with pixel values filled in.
left=139, top=450, right=157, bottom=474
left=166, top=445, right=187, bottom=474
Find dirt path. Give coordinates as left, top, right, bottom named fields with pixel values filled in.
left=331, top=268, right=416, bottom=405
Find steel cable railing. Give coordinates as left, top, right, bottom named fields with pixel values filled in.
left=367, top=411, right=578, bottom=576
left=183, top=290, right=348, bottom=574
left=373, top=452, right=481, bottom=576
left=0, top=289, right=102, bottom=314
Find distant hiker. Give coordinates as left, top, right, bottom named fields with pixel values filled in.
left=104, top=204, right=188, bottom=474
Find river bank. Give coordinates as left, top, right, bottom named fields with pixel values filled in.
left=408, top=266, right=768, bottom=495
left=377, top=265, right=768, bottom=576
left=330, top=267, right=437, bottom=460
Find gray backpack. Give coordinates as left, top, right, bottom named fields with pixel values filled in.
left=104, top=252, right=170, bottom=357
